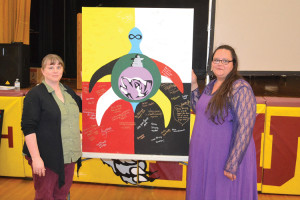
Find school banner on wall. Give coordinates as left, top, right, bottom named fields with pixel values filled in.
left=253, top=103, right=266, bottom=192
left=0, top=96, right=25, bottom=177
left=0, top=109, right=4, bottom=142
left=261, top=105, right=300, bottom=195
left=81, top=7, right=194, bottom=161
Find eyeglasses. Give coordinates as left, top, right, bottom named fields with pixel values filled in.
left=129, top=34, right=142, bottom=40
left=212, top=59, right=233, bottom=65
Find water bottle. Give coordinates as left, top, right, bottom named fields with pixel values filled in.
left=14, top=78, right=20, bottom=91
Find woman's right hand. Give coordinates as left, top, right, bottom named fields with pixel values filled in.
left=24, top=134, right=46, bottom=177
left=32, top=157, right=46, bottom=177
left=224, top=170, right=236, bottom=181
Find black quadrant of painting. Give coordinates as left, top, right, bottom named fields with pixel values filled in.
left=134, top=83, right=191, bottom=155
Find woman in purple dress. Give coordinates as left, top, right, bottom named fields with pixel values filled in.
left=186, top=45, right=258, bottom=200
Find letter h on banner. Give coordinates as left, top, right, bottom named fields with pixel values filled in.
left=0, top=110, right=13, bottom=148
left=0, top=110, right=3, bottom=142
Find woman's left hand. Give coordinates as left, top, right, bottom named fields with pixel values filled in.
left=191, top=70, right=198, bottom=91
left=224, top=170, right=236, bottom=181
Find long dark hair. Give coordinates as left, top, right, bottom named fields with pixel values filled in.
left=206, top=45, right=242, bottom=124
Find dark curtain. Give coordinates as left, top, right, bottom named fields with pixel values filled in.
left=30, top=0, right=57, bottom=67
left=65, top=0, right=79, bottom=78
left=31, top=0, right=75, bottom=78
left=38, top=0, right=54, bottom=62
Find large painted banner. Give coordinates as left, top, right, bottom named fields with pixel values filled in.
left=82, top=8, right=194, bottom=161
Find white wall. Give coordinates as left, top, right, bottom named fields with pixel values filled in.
left=214, top=0, right=300, bottom=73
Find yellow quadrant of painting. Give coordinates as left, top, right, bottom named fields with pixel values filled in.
left=82, top=7, right=135, bottom=82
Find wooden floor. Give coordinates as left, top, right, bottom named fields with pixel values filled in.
left=0, top=177, right=300, bottom=200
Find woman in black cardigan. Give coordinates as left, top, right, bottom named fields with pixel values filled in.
left=21, top=54, right=82, bottom=199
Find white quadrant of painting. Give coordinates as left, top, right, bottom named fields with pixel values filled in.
left=135, top=8, right=194, bottom=83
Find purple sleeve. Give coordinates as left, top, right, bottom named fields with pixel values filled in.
left=224, top=80, right=256, bottom=175
left=191, top=88, right=201, bottom=113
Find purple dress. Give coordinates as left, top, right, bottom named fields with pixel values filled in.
left=186, top=79, right=258, bottom=200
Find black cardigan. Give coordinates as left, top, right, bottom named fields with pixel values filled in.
left=21, top=83, right=82, bottom=187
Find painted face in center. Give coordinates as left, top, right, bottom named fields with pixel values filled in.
left=111, top=54, right=161, bottom=103
left=119, top=71, right=153, bottom=100
left=118, top=55, right=153, bottom=101
left=211, top=49, right=234, bottom=81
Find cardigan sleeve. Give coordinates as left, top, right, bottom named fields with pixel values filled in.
left=224, top=79, right=256, bottom=175
left=21, top=88, right=42, bottom=136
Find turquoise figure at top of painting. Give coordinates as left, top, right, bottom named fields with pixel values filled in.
left=128, top=27, right=143, bottom=54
